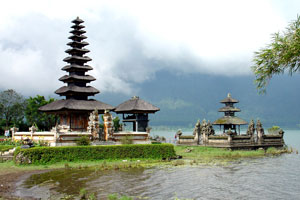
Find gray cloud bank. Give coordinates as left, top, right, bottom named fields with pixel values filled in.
left=0, top=2, right=297, bottom=96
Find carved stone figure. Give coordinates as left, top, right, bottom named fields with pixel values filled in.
left=87, top=109, right=100, bottom=140
left=103, top=110, right=113, bottom=141
left=176, top=129, right=183, bottom=137
left=201, top=119, right=215, bottom=144
left=207, top=120, right=215, bottom=136
left=193, top=120, right=201, bottom=144
left=256, top=119, right=264, bottom=144
left=247, top=119, right=255, bottom=136
left=193, top=120, right=201, bottom=136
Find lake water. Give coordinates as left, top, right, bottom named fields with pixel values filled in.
left=15, top=130, right=300, bottom=200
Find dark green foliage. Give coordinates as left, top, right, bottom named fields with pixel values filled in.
left=179, top=135, right=194, bottom=139
left=14, top=144, right=176, bottom=165
left=0, top=89, right=26, bottom=130
left=25, top=95, right=57, bottom=131
left=76, top=136, right=91, bottom=146
left=252, top=15, right=300, bottom=93
left=113, top=116, right=121, bottom=131
left=267, top=126, right=280, bottom=134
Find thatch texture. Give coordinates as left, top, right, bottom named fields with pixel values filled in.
left=39, top=99, right=114, bottom=112
left=59, top=75, right=96, bottom=82
left=213, top=116, right=247, bottom=125
left=115, top=96, right=160, bottom=113
left=55, top=85, right=99, bottom=95
left=61, top=64, right=93, bottom=72
left=218, top=106, right=241, bottom=112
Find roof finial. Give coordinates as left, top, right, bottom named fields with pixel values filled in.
left=227, top=93, right=231, bottom=98
left=132, top=96, right=139, bottom=99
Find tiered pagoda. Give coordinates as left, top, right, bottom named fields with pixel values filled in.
left=213, top=93, right=247, bottom=134
left=115, top=96, right=160, bottom=132
left=39, top=17, right=113, bottom=131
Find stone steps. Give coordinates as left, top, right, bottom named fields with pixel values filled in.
left=0, top=147, right=16, bottom=162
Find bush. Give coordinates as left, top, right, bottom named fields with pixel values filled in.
left=14, top=144, right=176, bottom=165
left=267, top=126, right=281, bottom=134
left=76, top=136, right=91, bottom=146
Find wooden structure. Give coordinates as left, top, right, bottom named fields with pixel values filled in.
left=39, top=17, right=113, bottom=131
left=114, top=96, right=159, bottom=132
left=213, top=93, right=247, bottom=134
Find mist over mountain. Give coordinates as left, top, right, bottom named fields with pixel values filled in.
left=98, top=70, right=300, bottom=129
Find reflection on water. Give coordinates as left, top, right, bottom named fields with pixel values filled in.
left=15, top=130, right=300, bottom=200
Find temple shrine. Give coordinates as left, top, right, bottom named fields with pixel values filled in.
left=39, top=17, right=113, bottom=131
left=213, top=93, right=247, bottom=134
left=115, top=96, right=160, bottom=132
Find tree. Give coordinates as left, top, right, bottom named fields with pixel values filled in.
left=0, top=89, right=26, bottom=129
left=25, top=95, right=57, bottom=131
left=252, top=15, right=300, bottom=93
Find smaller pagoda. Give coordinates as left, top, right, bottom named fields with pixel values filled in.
left=114, top=96, right=160, bottom=132
left=213, top=93, right=247, bottom=134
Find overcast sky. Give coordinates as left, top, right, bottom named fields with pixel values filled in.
left=0, top=0, right=299, bottom=96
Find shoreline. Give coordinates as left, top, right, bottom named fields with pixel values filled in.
left=0, top=146, right=292, bottom=199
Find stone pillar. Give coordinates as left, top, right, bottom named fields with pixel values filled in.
left=10, top=127, right=19, bottom=139
left=29, top=125, right=37, bottom=139
left=103, top=110, right=113, bottom=141
left=51, top=125, right=59, bottom=142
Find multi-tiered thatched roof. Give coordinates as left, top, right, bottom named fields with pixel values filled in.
left=39, top=17, right=113, bottom=113
left=213, top=93, right=247, bottom=126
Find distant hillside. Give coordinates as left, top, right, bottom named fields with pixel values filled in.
left=98, top=70, right=300, bottom=129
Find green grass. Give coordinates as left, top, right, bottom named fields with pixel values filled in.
left=0, top=145, right=291, bottom=176
left=174, top=146, right=289, bottom=164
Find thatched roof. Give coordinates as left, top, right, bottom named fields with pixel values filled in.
left=72, top=17, right=84, bottom=24
left=67, top=41, right=89, bottom=48
left=218, top=106, right=241, bottom=112
left=55, top=85, right=99, bottom=95
left=65, top=48, right=90, bottom=55
left=61, top=64, right=93, bottom=72
left=68, top=35, right=87, bottom=41
left=59, top=75, right=96, bottom=83
left=115, top=96, right=160, bottom=114
left=39, top=99, right=114, bottom=113
left=71, top=24, right=85, bottom=29
left=220, top=93, right=239, bottom=103
left=63, top=55, right=92, bottom=63
left=213, top=116, right=247, bottom=125
left=70, top=29, right=86, bottom=35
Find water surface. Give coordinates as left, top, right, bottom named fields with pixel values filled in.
left=15, top=130, right=300, bottom=199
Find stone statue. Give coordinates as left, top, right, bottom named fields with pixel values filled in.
left=256, top=119, right=264, bottom=144
left=256, top=120, right=264, bottom=135
left=200, top=119, right=215, bottom=144
left=193, top=120, right=201, bottom=136
left=176, top=129, right=183, bottom=137
left=207, top=120, right=215, bottom=136
left=193, top=120, right=201, bottom=144
left=247, top=119, right=255, bottom=136
left=87, top=109, right=100, bottom=140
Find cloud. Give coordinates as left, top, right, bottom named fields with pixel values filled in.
left=0, top=0, right=297, bottom=96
